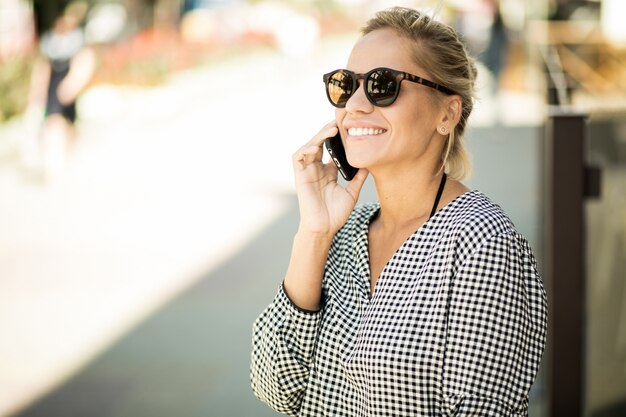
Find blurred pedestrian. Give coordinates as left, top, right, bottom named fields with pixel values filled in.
left=251, top=6, right=547, bottom=416
left=26, top=1, right=95, bottom=181
left=481, top=0, right=508, bottom=90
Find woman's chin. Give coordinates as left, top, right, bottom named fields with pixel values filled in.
left=346, top=153, right=376, bottom=170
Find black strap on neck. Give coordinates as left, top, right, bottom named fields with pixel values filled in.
left=429, top=173, right=447, bottom=220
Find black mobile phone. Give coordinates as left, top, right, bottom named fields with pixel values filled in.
left=324, top=132, right=359, bottom=181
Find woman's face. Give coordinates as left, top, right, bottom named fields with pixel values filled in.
left=336, top=29, right=446, bottom=176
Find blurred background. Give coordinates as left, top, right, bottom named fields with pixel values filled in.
left=0, top=0, right=624, bottom=416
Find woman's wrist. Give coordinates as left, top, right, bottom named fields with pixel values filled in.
left=294, top=228, right=335, bottom=245
left=283, top=230, right=334, bottom=312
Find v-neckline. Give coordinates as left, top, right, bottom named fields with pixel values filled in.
left=358, top=190, right=475, bottom=300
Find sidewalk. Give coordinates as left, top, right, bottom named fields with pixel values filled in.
left=0, top=34, right=546, bottom=417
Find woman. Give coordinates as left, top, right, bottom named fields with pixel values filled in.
left=27, top=2, right=94, bottom=179
left=251, top=7, right=547, bottom=417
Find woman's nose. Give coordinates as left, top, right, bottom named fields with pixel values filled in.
left=345, top=81, right=374, bottom=114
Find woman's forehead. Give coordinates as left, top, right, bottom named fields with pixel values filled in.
left=346, top=29, right=423, bottom=74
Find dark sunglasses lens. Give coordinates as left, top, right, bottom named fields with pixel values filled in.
left=326, top=70, right=354, bottom=107
left=367, top=69, right=399, bottom=106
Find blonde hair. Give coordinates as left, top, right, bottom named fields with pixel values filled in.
left=362, top=7, right=476, bottom=180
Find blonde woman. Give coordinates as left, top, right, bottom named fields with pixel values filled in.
left=251, top=7, right=547, bottom=416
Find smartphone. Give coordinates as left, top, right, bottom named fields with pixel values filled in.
left=324, top=132, right=359, bottom=181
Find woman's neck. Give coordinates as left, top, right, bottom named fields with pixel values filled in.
left=371, top=166, right=444, bottom=231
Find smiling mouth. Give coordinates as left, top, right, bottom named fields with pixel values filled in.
left=348, top=127, right=387, bottom=136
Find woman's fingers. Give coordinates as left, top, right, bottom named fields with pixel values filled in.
left=293, top=122, right=337, bottom=170
left=304, top=121, right=337, bottom=148
left=293, top=144, right=322, bottom=170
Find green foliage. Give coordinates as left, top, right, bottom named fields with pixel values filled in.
left=0, top=55, right=34, bottom=123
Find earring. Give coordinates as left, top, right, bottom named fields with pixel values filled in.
left=438, top=126, right=448, bottom=135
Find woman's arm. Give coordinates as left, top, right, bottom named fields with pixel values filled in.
left=251, top=123, right=368, bottom=413
left=284, top=122, right=368, bottom=311
left=441, top=231, right=548, bottom=416
left=27, top=57, right=50, bottom=111
left=57, top=46, right=95, bottom=106
left=251, top=284, right=323, bottom=415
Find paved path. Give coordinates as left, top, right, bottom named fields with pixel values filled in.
left=0, top=34, right=546, bottom=417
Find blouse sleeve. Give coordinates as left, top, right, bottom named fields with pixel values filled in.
left=442, top=231, right=548, bottom=416
left=250, top=284, right=322, bottom=416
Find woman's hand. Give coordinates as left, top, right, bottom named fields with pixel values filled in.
left=292, top=122, right=369, bottom=236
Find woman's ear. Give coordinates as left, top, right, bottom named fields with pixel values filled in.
left=439, top=95, right=462, bottom=128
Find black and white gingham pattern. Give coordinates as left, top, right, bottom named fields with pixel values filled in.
left=251, top=191, right=547, bottom=416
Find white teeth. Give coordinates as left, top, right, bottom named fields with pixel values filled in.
left=348, top=127, right=386, bottom=136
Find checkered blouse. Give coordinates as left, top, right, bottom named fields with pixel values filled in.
left=251, top=191, right=547, bottom=417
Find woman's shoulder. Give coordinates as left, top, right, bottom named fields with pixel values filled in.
left=439, top=190, right=517, bottom=238
left=435, top=191, right=539, bottom=269
left=344, top=201, right=380, bottom=228
left=332, top=202, right=379, bottom=243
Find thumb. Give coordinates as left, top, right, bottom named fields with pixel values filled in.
left=345, top=169, right=369, bottom=202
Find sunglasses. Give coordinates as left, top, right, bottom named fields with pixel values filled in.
left=323, top=67, right=454, bottom=108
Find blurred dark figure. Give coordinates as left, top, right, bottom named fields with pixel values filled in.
left=25, top=1, right=95, bottom=181
left=449, top=0, right=508, bottom=93
left=481, top=0, right=507, bottom=89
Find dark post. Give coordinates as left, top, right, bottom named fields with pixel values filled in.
left=544, top=107, right=587, bottom=417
